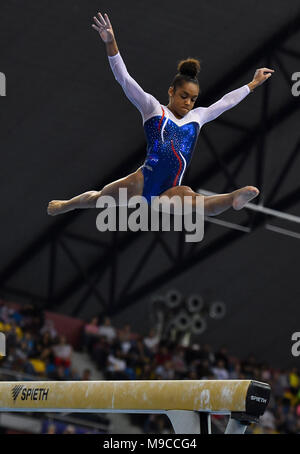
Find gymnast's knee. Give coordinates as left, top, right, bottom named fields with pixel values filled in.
left=85, top=190, right=101, bottom=204
left=89, top=190, right=101, bottom=198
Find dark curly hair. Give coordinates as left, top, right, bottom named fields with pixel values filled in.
left=171, top=57, right=201, bottom=92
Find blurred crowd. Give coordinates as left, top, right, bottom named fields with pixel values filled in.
left=0, top=302, right=85, bottom=381
left=83, top=315, right=300, bottom=434
left=1, top=300, right=300, bottom=434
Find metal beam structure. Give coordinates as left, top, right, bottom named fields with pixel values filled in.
left=1, top=13, right=300, bottom=318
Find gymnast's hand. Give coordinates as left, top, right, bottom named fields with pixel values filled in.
left=248, top=67, right=274, bottom=91
left=92, top=12, right=115, bottom=43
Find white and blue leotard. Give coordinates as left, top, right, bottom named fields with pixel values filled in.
left=108, top=52, right=250, bottom=204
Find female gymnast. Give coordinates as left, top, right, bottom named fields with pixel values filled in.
left=47, top=12, right=274, bottom=217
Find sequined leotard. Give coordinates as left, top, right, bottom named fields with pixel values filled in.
left=108, top=52, right=250, bottom=204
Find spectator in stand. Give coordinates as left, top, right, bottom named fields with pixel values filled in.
left=18, top=304, right=34, bottom=328
left=3, top=346, right=19, bottom=370
left=83, top=316, right=101, bottom=352
left=214, top=346, right=229, bottom=370
left=15, top=340, right=30, bottom=369
left=196, top=359, right=214, bottom=379
left=241, top=354, right=258, bottom=378
left=284, top=407, right=297, bottom=433
left=277, top=369, right=290, bottom=392
left=0, top=303, right=14, bottom=324
left=261, top=363, right=272, bottom=382
left=120, top=334, right=133, bottom=355
left=118, top=323, right=137, bottom=351
left=289, top=367, right=300, bottom=392
left=143, top=329, right=160, bottom=353
left=6, top=321, right=23, bottom=348
left=197, top=343, right=215, bottom=365
left=22, top=331, right=35, bottom=356
left=82, top=368, right=92, bottom=380
left=155, top=345, right=172, bottom=366
left=274, top=401, right=287, bottom=432
left=98, top=317, right=116, bottom=343
left=106, top=348, right=127, bottom=380
left=91, top=335, right=111, bottom=369
left=171, top=347, right=187, bottom=379
left=212, top=359, right=229, bottom=380
left=125, top=336, right=150, bottom=379
left=40, top=331, right=54, bottom=350
left=227, top=358, right=240, bottom=379
left=5, top=326, right=19, bottom=350
left=28, top=331, right=55, bottom=376
left=52, top=335, right=72, bottom=369
left=10, top=309, right=23, bottom=326
left=252, top=366, right=263, bottom=381
left=184, top=343, right=199, bottom=364
left=272, top=370, right=285, bottom=398
left=44, top=357, right=56, bottom=378
left=283, top=386, right=299, bottom=408
left=136, top=336, right=152, bottom=360
left=28, top=354, right=47, bottom=376
left=140, top=363, right=156, bottom=380
left=51, top=364, right=69, bottom=380
left=185, top=370, right=198, bottom=380
left=155, top=360, right=175, bottom=380
left=40, top=319, right=58, bottom=341
left=19, top=304, right=44, bottom=335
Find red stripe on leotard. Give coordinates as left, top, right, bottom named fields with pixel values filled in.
left=171, top=140, right=182, bottom=186
left=157, top=107, right=165, bottom=131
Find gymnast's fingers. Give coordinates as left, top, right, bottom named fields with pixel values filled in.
left=92, top=24, right=101, bottom=32
left=97, top=12, right=107, bottom=26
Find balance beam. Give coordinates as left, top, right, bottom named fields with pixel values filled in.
left=0, top=379, right=271, bottom=434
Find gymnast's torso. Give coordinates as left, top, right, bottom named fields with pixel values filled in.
left=141, top=106, right=200, bottom=202
left=108, top=52, right=250, bottom=203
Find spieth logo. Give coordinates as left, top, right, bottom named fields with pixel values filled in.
left=250, top=395, right=267, bottom=404
left=12, top=385, right=24, bottom=401
left=12, top=385, right=49, bottom=402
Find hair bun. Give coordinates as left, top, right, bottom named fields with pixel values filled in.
left=178, top=58, right=201, bottom=79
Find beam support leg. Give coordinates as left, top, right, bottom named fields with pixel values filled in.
left=225, top=417, right=248, bottom=434
left=166, top=411, right=211, bottom=434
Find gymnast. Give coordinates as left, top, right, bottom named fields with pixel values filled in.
left=47, top=12, right=274, bottom=217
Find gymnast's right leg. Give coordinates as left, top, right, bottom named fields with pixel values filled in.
left=47, top=167, right=144, bottom=216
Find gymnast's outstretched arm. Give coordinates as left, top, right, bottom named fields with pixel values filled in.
left=195, top=67, right=274, bottom=125
left=92, top=12, right=158, bottom=118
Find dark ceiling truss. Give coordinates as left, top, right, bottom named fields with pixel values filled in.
left=1, top=13, right=300, bottom=317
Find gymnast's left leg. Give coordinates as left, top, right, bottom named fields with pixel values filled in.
left=157, top=185, right=259, bottom=215
left=203, top=185, right=260, bottom=215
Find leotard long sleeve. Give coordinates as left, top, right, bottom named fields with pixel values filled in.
left=108, top=52, right=250, bottom=203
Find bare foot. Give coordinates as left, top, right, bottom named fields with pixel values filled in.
left=232, top=186, right=260, bottom=211
left=47, top=200, right=73, bottom=216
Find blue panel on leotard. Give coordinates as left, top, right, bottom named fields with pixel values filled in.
left=141, top=114, right=199, bottom=203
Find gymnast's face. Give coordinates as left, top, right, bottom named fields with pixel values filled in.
left=167, top=82, right=199, bottom=118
